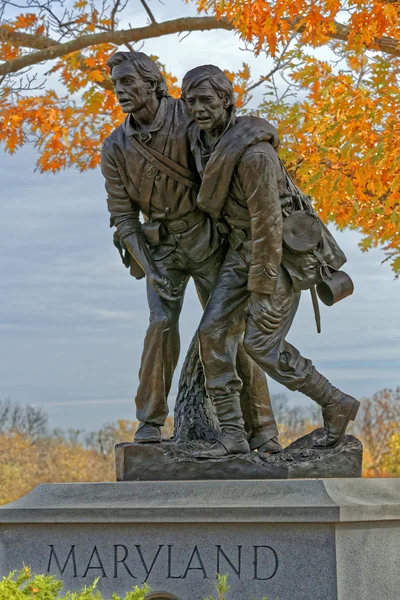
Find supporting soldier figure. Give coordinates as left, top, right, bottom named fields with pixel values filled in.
left=101, top=52, right=280, bottom=452
left=181, top=65, right=360, bottom=458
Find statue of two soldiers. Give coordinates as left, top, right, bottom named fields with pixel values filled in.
left=101, top=52, right=359, bottom=459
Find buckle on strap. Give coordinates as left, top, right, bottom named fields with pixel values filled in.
left=166, top=219, right=188, bottom=234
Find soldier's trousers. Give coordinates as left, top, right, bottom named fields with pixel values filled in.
left=136, top=243, right=278, bottom=446
left=198, top=241, right=316, bottom=405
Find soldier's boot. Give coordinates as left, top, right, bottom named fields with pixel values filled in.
left=192, top=395, right=250, bottom=459
left=134, top=422, right=162, bottom=443
left=299, top=368, right=360, bottom=449
left=255, top=437, right=283, bottom=454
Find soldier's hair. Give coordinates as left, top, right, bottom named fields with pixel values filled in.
left=106, top=52, right=169, bottom=99
left=181, top=65, right=235, bottom=115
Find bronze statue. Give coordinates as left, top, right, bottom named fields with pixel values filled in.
left=181, top=65, right=360, bottom=459
left=101, top=52, right=280, bottom=452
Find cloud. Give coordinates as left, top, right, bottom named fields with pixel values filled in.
left=1, top=142, right=397, bottom=431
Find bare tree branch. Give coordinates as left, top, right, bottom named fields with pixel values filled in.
left=179, top=30, right=191, bottom=43
left=110, top=0, right=122, bottom=30
left=140, top=0, right=156, bottom=25
left=246, top=35, right=296, bottom=92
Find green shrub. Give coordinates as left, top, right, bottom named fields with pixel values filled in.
left=0, top=569, right=275, bottom=600
left=0, top=568, right=149, bottom=599
left=204, top=574, right=276, bottom=600
left=204, top=573, right=230, bottom=600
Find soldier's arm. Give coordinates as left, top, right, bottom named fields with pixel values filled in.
left=101, top=142, right=156, bottom=277
left=101, top=142, right=181, bottom=301
left=238, top=149, right=283, bottom=295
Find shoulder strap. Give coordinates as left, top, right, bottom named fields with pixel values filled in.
left=278, top=157, right=315, bottom=214
left=129, top=135, right=199, bottom=190
left=147, top=141, right=199, bottom=184
left=150, top=97, right=175, bottom=156
left=133, top=99, right=175, bottom=216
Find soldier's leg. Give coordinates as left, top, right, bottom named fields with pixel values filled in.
left=189, top=244, right=226, bottom=308
left=191, top=247, right=279, bottom=450
left=192, top=246, right=254, bottom=457
left=243, top=267, right=359, bottom=448
left=135, top=253, right=189, bottom=441
left=236, top=345, right=279, bottom=450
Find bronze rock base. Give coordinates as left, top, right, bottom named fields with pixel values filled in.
left=115, top=428, right=362, bottom=481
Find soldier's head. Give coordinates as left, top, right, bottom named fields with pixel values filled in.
left=181, top=65, right=235, bottom=137
left=107, top=52, right=169, bottom=113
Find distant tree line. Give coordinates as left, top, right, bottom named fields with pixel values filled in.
left=0, top=388, right=398, bottom=506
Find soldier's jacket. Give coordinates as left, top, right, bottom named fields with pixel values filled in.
left=189, top=116, right=291, bottom=296
left=101, top=96, right=220, bottom=265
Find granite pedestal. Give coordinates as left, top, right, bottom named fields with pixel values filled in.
left=0, top=479, right=399, bottom=600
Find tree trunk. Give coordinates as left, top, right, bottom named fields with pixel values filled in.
left=173, top=332, right=220, bottom=442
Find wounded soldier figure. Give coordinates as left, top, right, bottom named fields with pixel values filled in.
left=181, top=64, right=360, bottom=459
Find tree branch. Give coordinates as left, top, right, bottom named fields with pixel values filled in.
left=246, top=35, right=296, bottom=92
left=294, top=19, right=400, bottom=58
left=140, top=0, right=156, bottom=24
left=1, top=15, right=399, bottom=79
left=110, top=0, right=122, bottom=30
left=0, top=16, right=233, bottom=76
left=0, top=26, right=58, bottom=50
left=1, top=31, right=114, bottom=90
left=334, top=21, right=400, bottom=56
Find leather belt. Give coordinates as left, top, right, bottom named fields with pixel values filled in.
left=163, top=211, right=206, bottom=234
left=225, top=217, right=251, bottom=231
left=220, top=217, right=251, bottom=250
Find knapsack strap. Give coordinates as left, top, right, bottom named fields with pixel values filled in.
left=278, top=157, right=314, bottom=213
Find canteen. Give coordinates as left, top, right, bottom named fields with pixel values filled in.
left=282, top=210, right=322, bottom=254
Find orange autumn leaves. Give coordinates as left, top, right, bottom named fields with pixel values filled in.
left=196, top=0, right=400, bottom=268
left=0, top=13, right=40, bottom=60
left=0, top=431, right=114, bottom=506
left=0, top=46, right=178, bottom=172
left=0, top=417, right=174, bottom=506
left=1, top=0, right=399, bottom=272
left=0, top=394, right=398, bottom=507
left=197, top=0, right=400, bottom=271
left=261, top=54, right=400, bottom=270
left=1, top=89, right=118, bottom=172
left=195, top=0, right=400, bottom=56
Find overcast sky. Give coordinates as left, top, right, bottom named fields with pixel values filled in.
left=1, top=0, right=399, bottom=431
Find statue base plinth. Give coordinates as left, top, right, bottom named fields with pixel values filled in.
left=1, top=478, right=399, bottom=600
left=115, top=429, right=362, bottom=481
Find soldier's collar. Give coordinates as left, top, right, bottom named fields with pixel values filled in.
left=123, top=97, right=168, bottom=137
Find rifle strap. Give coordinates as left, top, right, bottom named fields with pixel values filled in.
left=310, top=286, right=322, bottom=334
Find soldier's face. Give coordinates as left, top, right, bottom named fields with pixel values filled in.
left=111, top=62, right=154, bottom=113
left=185, top=81, right=229, bottom=136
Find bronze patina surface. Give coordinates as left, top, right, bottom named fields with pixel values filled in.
left=101, top=52, right=278, bottom=454
left=101, top=54, right=361, bottom=475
